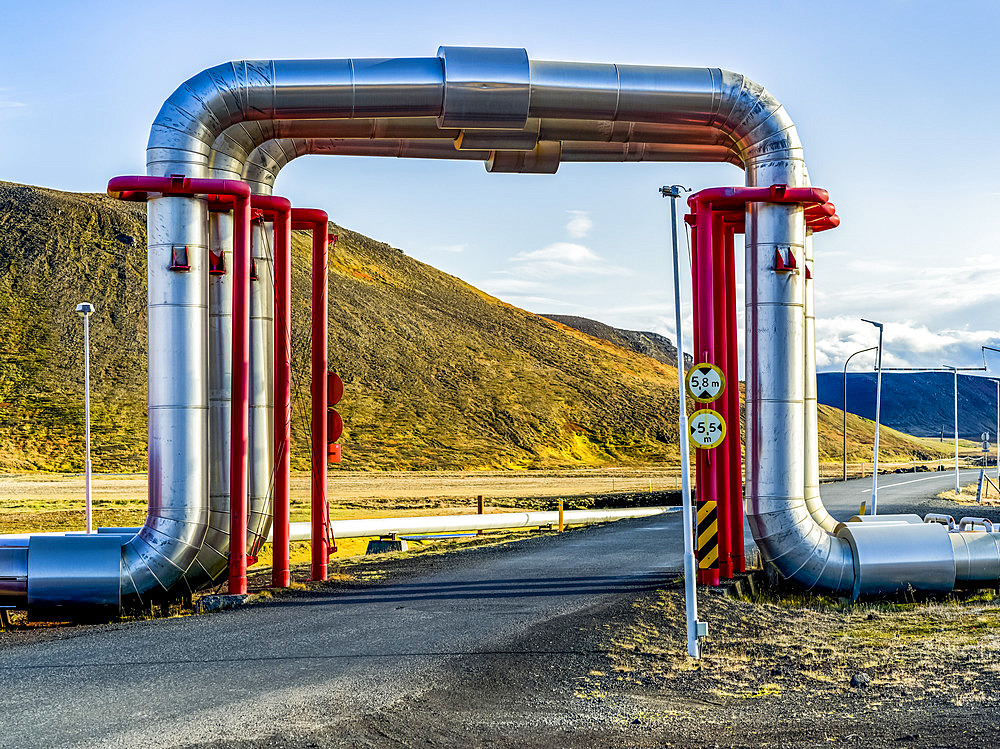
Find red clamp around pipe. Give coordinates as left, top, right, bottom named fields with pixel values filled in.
left=108, top=174, right=253, bottom=596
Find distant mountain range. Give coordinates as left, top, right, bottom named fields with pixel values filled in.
left=817, top=371, right=999, bottom=440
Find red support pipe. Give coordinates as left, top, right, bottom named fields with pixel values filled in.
left=291, top=208, right=331, bottom=582
left=250, top=195, right=293, bottom=589
left=711, top=212, right=732, bottom=580
left=108, top=174, right=253, bottom=597
left=683, top=183, right=841, bottom=586
left=724, top=222, right=745, bottom=573
left=693, top=203, right=720, bottom=587
left=687, top=219, right=709, bottom=581
left=229, top=194, right=252, bottom=595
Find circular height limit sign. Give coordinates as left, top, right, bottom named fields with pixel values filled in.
left=686, top=363, right=725, bottom=403
left=689, top=409, right=727, bottom=449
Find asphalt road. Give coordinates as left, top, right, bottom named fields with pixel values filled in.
left=820, top=468, right=983, bottom=518
left=0, top=510, right=686, bottom=748
left=0, top=469, right=983, bottom=748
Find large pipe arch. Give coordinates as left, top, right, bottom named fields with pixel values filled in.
left=142, top=46, right=844, bottom=606
left=7, top=45, right=982, bottom=616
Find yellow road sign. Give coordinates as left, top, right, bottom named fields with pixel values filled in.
left=689, top=408, right=726, bottom=449
left=686, top=363, right=725, bottom=403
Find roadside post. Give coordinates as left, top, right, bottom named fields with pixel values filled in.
left=661, top=184, right=707, bottom=659
left=75, top=302, right=95, bottom=534
left=558, top=499, right=564, bottom=532
left=980, top=347, right=1000, bottom=483
left=861, top=319, right=884, bottom=515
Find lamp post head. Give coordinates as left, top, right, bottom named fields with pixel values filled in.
left=75, top=302, right=94, bottom=317
left=659, top=184, right=690, bottom=198
left=861, top=318, right=883, bottom=330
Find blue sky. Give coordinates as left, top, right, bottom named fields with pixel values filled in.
left=2, top=1, right=998, bottom=374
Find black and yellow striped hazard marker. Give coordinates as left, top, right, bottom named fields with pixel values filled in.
left=697, top=500, right=719, bottom=570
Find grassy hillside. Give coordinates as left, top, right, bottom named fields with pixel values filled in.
left=0, top=181, right=681, bottom=472
left=0, top=179, right=954, bottom=474
left=817, top=404, right=954, bottom=463
left=542, top=314, right=683, bottom=367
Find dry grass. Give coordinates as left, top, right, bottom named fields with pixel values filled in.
left=938, top=478, right=1000, bottom=506
left=600, top=583, right=1000, bottom=714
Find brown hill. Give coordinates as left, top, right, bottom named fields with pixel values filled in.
left=0, top=180, right=681, bottom=472
left=0, top=180, right=951, bottom=474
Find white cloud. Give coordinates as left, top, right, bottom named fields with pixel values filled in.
left=508, top=242, right=632, bottom=279
left=501, top=294, right=578, bottom=310
left=566, top=210, right=593, bottom=238
left=0, top=88, right=25, bottom=109
left=437, top=243, right=467, bottom=253
left=815, top=316, right=1000, bottom=371
left=479, top=278, right=548, bottom=294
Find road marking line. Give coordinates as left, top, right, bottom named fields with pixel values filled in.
left=858, top=471, right=979, bottom=493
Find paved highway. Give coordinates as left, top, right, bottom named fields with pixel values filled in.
left=820, top=468, right=983, bottom=518
left=0, top=469, right=984, bottom=747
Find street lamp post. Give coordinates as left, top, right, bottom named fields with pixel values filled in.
left=938, top=360, right=987, bottom=494
left=660, top=183, right=704, bottom=660
left=842, top=346, right=877, bottom=482
left=982, top=346, right=1000, bottom=483
left=75, top=302, right=95, bottom=534
left=945, top=366, right=960, bottom=493
left=861, top=319, right=884, bottom=515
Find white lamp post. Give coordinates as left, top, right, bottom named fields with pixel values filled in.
left=75, top=302, right=94, bottom=534
left=982, top=346, right=1000, bottom=483
left=944, top=365, right=961, bottom=494
left=661, top=183, right=704, bottom=660
left=861, top=319, right=883, bottom=515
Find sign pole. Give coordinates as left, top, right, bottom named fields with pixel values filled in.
left=661, top=184, right=705, bottom=659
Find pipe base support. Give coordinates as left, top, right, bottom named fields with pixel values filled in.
left=365, top=539, right=409, bottom=555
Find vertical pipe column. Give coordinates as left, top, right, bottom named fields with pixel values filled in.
left=188, top=211, right=234, bottom=586
left=229, top=195, right=251, bottom=595
left=710, top=212, right=732, bottom=579
left=688, top=219, right=707, bottom=579
left=744, top=190, right=807, bottom=572
left=247, top=221, right=275, bottom=557
left=723, top=222, right=745, bottom=571
left=145, top=194, right=211, bottom=599
left=803, top=233, right=836, bottom=531
left=311, top=222, right=329, bottom=581
left=693, top=204, right=719, bottom=586
left=273, top=208, right=292, bottom=588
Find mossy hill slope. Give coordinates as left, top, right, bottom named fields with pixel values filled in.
left=816, top=404, right=952, bottom=463
left=542, top=314, right=683, bottom=367
left=0, top=180, right=951, bottom=473
left=0, top=180, right=681, bottom=472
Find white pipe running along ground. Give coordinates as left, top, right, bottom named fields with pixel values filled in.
left=277, top=507, right=675, bottom=542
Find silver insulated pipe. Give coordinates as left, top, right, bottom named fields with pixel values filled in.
left=4, top=46, right=989, bottom=616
